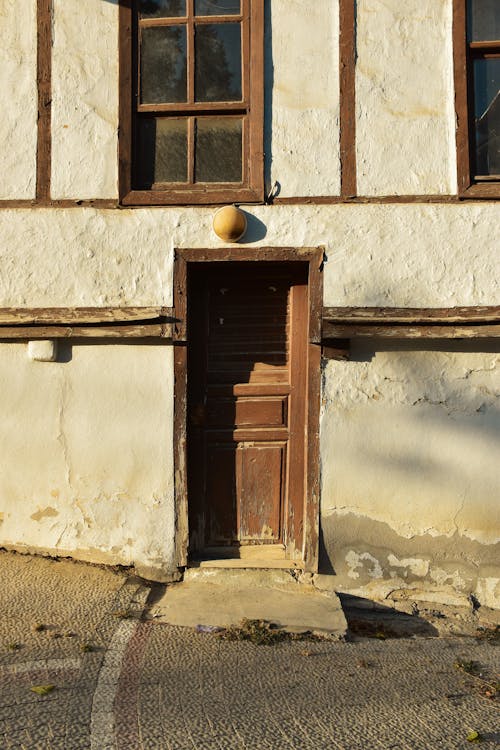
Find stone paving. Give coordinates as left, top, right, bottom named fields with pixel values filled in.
left=0, top=550, right=499, bottom=750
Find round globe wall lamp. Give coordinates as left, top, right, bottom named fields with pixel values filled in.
left=212, top=205, right=247, bottom=242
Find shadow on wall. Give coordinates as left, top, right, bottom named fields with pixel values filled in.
left=318, top=333, right=500, bottom=583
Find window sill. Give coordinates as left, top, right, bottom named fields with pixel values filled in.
left=459, top=183, right=500, bottom=199
left=121, top=187, right=263, bottom=207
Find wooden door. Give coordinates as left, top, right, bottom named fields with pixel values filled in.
left=187, top=263, right=308, bottom=560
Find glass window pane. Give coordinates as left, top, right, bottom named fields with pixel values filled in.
left=135, top=118, right=188, bottom=186
left=467, top=0, right=500, bottom=42
left=139, top=0, right=186, bottom=18
left=195, top=118, right=242, bottom=182
left=195, top=0, right=240, bottom=15
left=473, top=58, right=500, bottom=176
left=195, top=23, right=242, bottom=102
left=140, top=26, right=187, bottom=103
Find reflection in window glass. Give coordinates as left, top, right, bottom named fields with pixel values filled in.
left=136, top=118, right=188, bottom=186
left=141, top=26, right=187, bottom=103
left=195, top=118, right=242, bottom=182
left=195, top=0, right=240, bottom=15
left=195, top=24, right=242, bottom=101
left=467, top=0, right=500, bottom=42
left=473, top=58, right=500, bottom=176
left=138, top=0, right=186, bottom=18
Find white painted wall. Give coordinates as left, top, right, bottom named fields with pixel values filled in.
left=0, top=342, right=175, bottom=578
left=320, top=348, right=500, bottom=608
left=356, top=0, right=456, bottom=196
left=0, top=0, right=37, bottom=199
left=0, top=204, right=498, bottom=307
left=268, top=0, right=340, bottom=197
left=51, top=0, right=119, bottom=199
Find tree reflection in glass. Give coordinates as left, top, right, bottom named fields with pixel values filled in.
left=195, top=23, right=242, bottom=102
left=141, top=26, right=187, bottom=103
left=139, top=0, right=186, bottom=18
left=474, top=58, right=500, bottom=176
left=195, top=0, right=240, bottom=15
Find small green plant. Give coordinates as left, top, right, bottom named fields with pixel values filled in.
left=6, top=642, right=21, bottom=651
left=30, top=685, right=55, bottom=696
left=455, top=659, right=480, bottom=675
left=219, top=619, right=322, bottom=646
left=79, top=642, right=95, bottom=653
left=221, top=619, right=287, bottom=645
left=466, top=730, right=483, bottom=743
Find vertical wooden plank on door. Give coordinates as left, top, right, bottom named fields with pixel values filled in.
left=286, top=276, right=308, bottom=558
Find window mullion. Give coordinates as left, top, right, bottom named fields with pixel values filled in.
left=188, top=116, right=195, bottom=185
left=187, top=0, right=195, bottom=104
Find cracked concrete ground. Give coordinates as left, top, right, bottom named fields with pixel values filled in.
left=0, top=550, right=498, bottom=750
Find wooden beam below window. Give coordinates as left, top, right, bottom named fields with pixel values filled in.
left=0, top=324, right=173, bottom=340
left=323, top=306, right=500, bottom=324
left=323, top=323, right=500, bottom=339
left=0, top=307, right=175, bottom=325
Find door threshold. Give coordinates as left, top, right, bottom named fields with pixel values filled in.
left=189, top=558, right=304, bottom=570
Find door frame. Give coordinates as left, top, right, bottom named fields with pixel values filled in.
left=172, top=246, right=324, bottom=573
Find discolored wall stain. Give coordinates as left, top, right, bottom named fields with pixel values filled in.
left=30, top=507, right=59, bottom=522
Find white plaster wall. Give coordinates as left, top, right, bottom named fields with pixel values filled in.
left=356, top=0, right=456, bottom=196
left=320, top=348, right=500, bottom=606
left=0, top=0, right=37, bottom=199
left=0, top=204, right=498, bottom=307
left=51, top=0, right=119, bottom=199
left=48, top=0, right=340, bottom=200
left=321, top=350, right=500, bottom=544
left=0, top=342, right=175, bottom=576
left=268, top=0, right=340, bottom=197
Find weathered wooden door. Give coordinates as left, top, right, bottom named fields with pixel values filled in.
left=187, top=263, right=308, bottom=560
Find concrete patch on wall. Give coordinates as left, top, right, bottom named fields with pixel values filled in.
left=320, top=346, right=500, bottom=608
left=51, top=0, right=119, bottom=199
left=0, top=342, right=176, bottom=580
left=321, top=513, right=500, bottom=609
left=0, top=0, right=37, bottom=199
left=268, top=0, right=340, bottom=197
left=356, top=0, right=456, bottom=195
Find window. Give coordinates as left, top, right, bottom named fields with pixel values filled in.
left=119, top=0, right=264, bottom=205
left=454, top=0, right=500, bottom=197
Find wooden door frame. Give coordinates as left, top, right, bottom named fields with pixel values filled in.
left=172, top=247, right=324, bottom=573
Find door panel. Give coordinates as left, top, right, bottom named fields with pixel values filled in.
left=239, top=443, right=285, bottom=542
left=187, top=263, right=308, bottom=558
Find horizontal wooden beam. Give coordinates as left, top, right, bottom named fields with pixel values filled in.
left=0, top=307, right=174, bottom=325
left=323, top=323, right=500, bottom=339
left=0, top=323, right=173, bottom=340
left=322, top=306, right=500, bottom=324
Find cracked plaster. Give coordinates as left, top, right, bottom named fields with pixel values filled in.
left=0, top=342, right=176, bottom=577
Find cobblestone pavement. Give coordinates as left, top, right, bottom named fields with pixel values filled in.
left=0, top=551, right=499, bottom=750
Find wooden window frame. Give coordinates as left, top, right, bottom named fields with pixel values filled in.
left=454, top=0, right=500, bottom=198
left=119, top=0, right=264, bottom=206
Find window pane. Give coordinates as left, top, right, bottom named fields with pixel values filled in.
left=140, top=26, right=187, bottom=103
left=467, top=0, right=500, bottom=41
left=473, top=58, right=500, bottom=176
left=138, top=0, right=186, bottom=18
left=195, top=0, right=240, bottom=15
left=195, top=24, right=242, bottom=101
left=136, top=118, right=188, bottom=186
left=195, top=118, right=242, bottom=182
